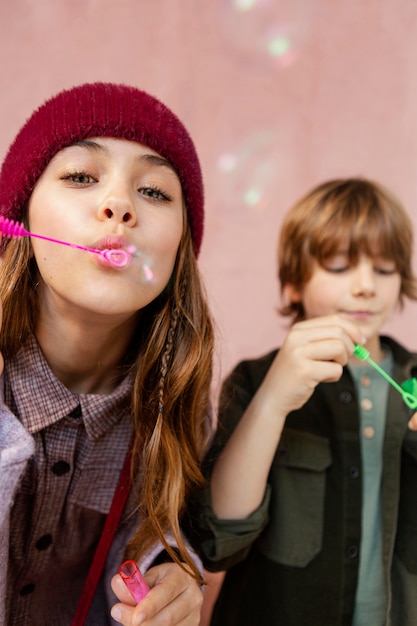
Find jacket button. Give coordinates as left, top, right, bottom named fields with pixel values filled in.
left=349, top=466, right=360, bottom=479
left=346, top=545, right=358, bottom=559
left=52, top=461, right=70, bottom=475
left=277, top=446, right=288, bottom=459
left=340, top=391, right=353, bottom=404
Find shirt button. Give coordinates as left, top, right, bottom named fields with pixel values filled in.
left=35, top=534, right=53, bottom=550
left=19, top=583, right=35, bottom=596
left=360, top=398, right=373, bottom=411
left=68, top=405, right=82, bottom=419
left=349, top=466, right=360, bottom=479
left=52, top=461, right=70, bottom=476
left=346, top=545, right=358, bottom=559
left=363, top=426, right=375, bottom=439
left=361, top=376, right=371, bottom=387
left=340, top=391, right=353, bottom=404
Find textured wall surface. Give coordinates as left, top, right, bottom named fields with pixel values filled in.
left=1, top=0, right=417, bottom=386
left=1, top=1, right=416, bottom=621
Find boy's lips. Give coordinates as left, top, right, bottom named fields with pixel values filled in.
left=343, top=310, right=375, bottom=319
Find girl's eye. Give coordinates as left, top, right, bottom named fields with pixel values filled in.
left=139, top=186, right=171, bottom=201
left=61, top=171, right=96, bottom=185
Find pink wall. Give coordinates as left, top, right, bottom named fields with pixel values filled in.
left=1, top=1, right=416, bottom=622
left=1, top=0, right=417, bottom=386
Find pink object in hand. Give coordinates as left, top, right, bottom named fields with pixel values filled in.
left=119, top=560, right=150, bottom=604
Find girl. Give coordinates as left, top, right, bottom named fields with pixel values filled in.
left=0, top=82, right=214, bottom=625
left=195, top=178, right=417, bottom=625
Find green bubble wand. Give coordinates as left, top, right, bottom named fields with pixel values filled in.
left=354, top=344, right=417, bottom=410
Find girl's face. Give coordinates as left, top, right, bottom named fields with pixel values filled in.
left=285, top=250, right=401, bottom=343
left=28, top=137, right=184, bottom=319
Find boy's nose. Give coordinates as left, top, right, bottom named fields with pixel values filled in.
left=351, top=261, right=376, bottom=296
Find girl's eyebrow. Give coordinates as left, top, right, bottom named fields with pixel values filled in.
left=72, top=139, right=105, bottom=152
left=71, top=140, right=177, bottom=174
left=140, top=153, right=178, bottom=175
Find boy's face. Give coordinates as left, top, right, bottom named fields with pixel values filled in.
left=285, top=251, right=401, bottom=342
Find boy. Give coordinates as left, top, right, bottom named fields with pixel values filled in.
left=196, top=178, right=417, bottom=625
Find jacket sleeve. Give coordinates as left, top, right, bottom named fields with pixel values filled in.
left=0, top=375, right=34, bottom=625
left=188, top=354, right=275, bottom=571
left=195, top=485, right=271, bottom=571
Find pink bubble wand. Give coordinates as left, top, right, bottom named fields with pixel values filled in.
left=0, top=216, right=133, bottom=269
left=119, top=560, right=150, bottom=604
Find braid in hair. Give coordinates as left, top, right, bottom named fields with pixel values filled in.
left=158, top=302, right=180, bottom=415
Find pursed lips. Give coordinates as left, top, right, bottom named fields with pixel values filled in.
left=93, top=234, right=128, bottom=251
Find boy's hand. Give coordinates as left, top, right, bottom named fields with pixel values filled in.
left=262, top=314, right=365, bottom=418
left=210, top=313, right=365, bottom=520
left=408, top=413, right=417, bottom=430
left=110, top=562, right=203, bottom=625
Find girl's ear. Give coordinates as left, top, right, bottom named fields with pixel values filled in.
left=283, top=283, right=303, bottom=304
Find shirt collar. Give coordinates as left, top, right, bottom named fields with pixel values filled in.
left=6, top=334, right=134, bottom=440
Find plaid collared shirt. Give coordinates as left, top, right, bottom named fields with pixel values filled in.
left=5, top=334, right=135, bottom=625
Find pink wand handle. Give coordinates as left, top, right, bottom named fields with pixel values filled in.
left=119, top=560, right=150, bottom=604
left=0, top=216, right=132, bottom=268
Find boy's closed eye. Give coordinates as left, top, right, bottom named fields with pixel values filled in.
left=322, top=253, right=350, bottom=273
left=372, top=261, right=397, bottom=275
left=322, top=254, right=397, bottom=275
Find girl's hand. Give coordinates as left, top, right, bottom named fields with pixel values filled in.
left=110, top=562, right=203, bottom=625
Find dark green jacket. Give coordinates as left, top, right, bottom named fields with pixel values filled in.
left=193, top=337, right=417, bottom=626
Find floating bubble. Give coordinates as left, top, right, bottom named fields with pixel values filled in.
left=218, top=152, right=238, bottom=173
left=219, top=0, right=311, bottom=70
left=141, top=264, right=155, bottom=284
left=132, top=250, right=156, bottom=284
left=233, top=0, right=257, bottom=10
left=269, top=34, right=290, bottom=57
left=216, top=129, right=280, bottom=212
left=244, top=188, right=262, bottom=207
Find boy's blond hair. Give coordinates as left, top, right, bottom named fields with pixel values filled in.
left=278, top=177, right=417, bottom=323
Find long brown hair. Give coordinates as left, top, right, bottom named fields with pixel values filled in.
left=0, top=217, right=214, bottom=585
left=128, top=223, right=213, bottom=584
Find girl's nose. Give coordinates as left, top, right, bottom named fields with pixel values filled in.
left=98, top=196, right=137, bottom=226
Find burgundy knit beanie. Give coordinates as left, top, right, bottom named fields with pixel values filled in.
left=0, top=82, right=204, bottom=255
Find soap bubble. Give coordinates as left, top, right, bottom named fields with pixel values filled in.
left=216, top=128, right=280, bottom=212
left=219, top=0, right=311, bottom=70
left=131, top=249, right=155, bottom=284
left=141, top=263, right=155, bottom=284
